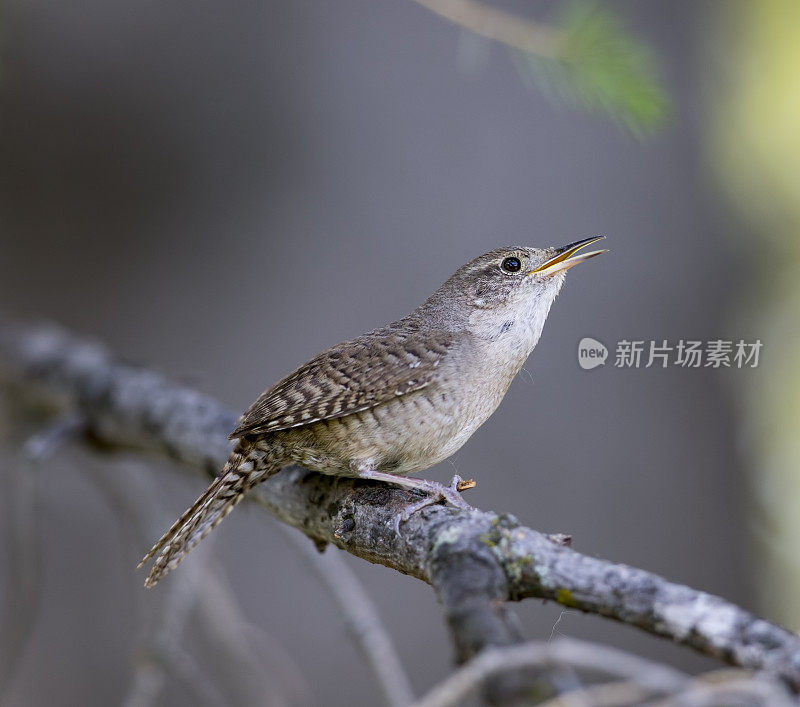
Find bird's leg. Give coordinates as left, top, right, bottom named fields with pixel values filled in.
left=354, top=469, right=474, bottom=533
left=355, top=469, right=474, bottom=510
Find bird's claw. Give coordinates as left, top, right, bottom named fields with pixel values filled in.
left=442, top=476, right=474, bottom=511
left=393, top=477, right=475, bottom=535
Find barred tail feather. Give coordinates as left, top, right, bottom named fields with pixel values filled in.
left=139, top=443, right=278, bottom=588
left=137, top=473, right=228, bottom=570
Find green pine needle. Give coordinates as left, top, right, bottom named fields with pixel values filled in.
left=515, top=1, right=671, bottom=137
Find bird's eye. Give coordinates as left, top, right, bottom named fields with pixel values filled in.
left=501, top=257, right=522, bottom=273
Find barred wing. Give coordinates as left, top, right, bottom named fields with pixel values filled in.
left=230, top=325, right=453, bottom=438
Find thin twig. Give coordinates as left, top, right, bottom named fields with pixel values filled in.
left=0, top=415, right=85, bottom=704
left=283, top=526, right=415, bottom=707
left=649, top=670, right=797, bottom=707
left=196, top=566, right=312, bottom=707
left=411, top=0, right=563, bottom=58
left=23, top=414, right=86, bottom=461
left=161, top=644, right=228, bottom=707
left=123, top=556, right=225, bottom=707
left=76, top=455, right=197, bottom=707
left=412, top=638, right=689, bottom=707
left=0, top=447, right=43, bottom=706
left=536, top=680, right=652, bottom=707
left=82, top=454, right=308, bottom=707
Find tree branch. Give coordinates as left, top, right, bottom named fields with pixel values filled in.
left=2, top=321, right=799, bottom=697
left=282, top=525, right=415, bottom=707
left=410, top=0, right=562, bottom=58
left=412, top=637, right=689, bottom=707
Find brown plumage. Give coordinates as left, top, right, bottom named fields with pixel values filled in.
left=231, top=325, right=454, bottom=437
left=139, top=239, right=606, bottom=587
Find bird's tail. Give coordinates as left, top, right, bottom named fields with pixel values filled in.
left=138, top=440, right=280, bottom=588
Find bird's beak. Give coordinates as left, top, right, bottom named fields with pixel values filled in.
left=530, top=236, right=608, bottom=276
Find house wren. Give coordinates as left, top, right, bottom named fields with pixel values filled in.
left=140, top=237, right=607, bottom=587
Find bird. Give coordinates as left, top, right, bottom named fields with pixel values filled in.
left=139, top=237, right=607, bottom=587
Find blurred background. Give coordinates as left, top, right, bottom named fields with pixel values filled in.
left=1, top=0, right=798, bottom=704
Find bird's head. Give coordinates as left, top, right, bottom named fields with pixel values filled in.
left=424, top=236, right=607, bottom=346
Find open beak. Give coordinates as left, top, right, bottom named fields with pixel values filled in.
left=530, top=236, right=608, bottom=276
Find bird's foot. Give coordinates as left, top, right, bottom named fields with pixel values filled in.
left=393, top=476, right=475, bottom=534
left=352, top=468, right=475, bottom=535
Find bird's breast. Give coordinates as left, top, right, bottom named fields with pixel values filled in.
left=274, top=359, right=518, bottom=477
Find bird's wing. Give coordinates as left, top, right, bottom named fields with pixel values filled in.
left=229, top=324, right=454, bottom=438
